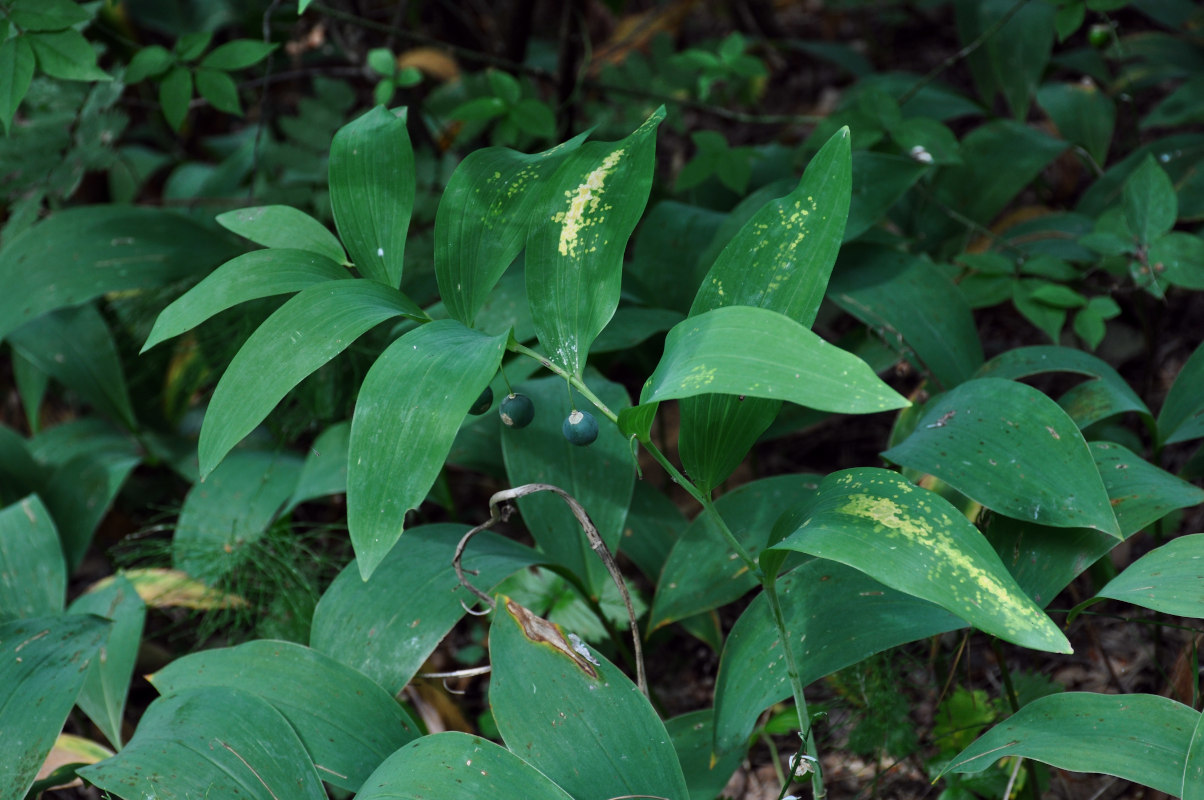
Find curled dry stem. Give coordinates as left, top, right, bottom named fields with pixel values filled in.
left=452, top=482, right=647, bottom=696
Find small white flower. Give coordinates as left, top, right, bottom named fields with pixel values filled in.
left=908, top=145, right=934, bottom=164
left=789, top=753, right=818, bottom=777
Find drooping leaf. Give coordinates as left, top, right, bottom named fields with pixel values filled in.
left=0, top=495, right=64, bottom=620
left=198, top=281, right=425, bottom=477
left=940, top=692, right=1198, bottom=797
left=151, top=640, right=419, bottom=791
left=67, top=575, right=145, bottom=749
left=500, top=375, right=633, bottom=595
left=142, top=249, right=349, bottom=352
left=355, top=732, right=574, bottom=800
left=1095, top=534, right=1204, bottom=618
left=215, top=206, right=346, bottom=264
left=434, top=132, right=588, bottom=326
left=525, top=108, right=664, bottom=376
left=772, top=468, right=1070, bottom=652
left=0, top=614, right=110, bottom=800
left=712, top=560, right=964, bottom=755
left=830, top=244, right=983, bottom=390
left=79, top=687, right=326, bottom=800
left=489, top=598, right=690, bottom=800
left=649, top=474, right=821, bottom=630
left=348, top=320, right=507, bottom=579
left=0, top=207, right=241, bottom=344
left=311, top=523, right=538, bottom=694
left=173, top=451, right=303, bottom=584
left=883, top=378, right=1119, bottom=535
left=329, top=106, right=413, bottom=287
left=1159, top=340, right=1204, bottom=445
left=641, top=305, right=909, bottom=413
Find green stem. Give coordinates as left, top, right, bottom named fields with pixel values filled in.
left=766, top=575, right=824, bottom=799
left=508, top=342, right=618, bottom=423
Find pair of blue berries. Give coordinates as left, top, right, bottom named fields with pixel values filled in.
left=467, top=387, right=598, bottom=446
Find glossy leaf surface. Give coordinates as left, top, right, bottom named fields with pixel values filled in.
left=311, top=523, right=537, bottom=694
left=151, top=640, right=419, bottom=791
left=1159, top=339, right=1204, bottom=444
left=1096, top=534, right=1204, bottom=617
left=883, top=377, right=1119, bottom=534
left=942, top=692, right=1197, bottom=797
left=976, top=345, right=1149, bottom=422
left=641, top=305, right=908, bottom=414
left=490, top=599, right=689, bottom=800
left=198, top=280, right=424, bottom=477
left=79, top=686, right=326, bottom=800
left=1091, top=440, right=1204, bottom=535
left=348, top=320, right=507, bottom=578
left=215, top=205, right=346, bottom=263
left=526, top=109, right=664, bottom=376
left=435, top=133, right=587, bottom=325
left=0, top=495, right=64, bottom=620
left=143, top=249, right=349, bottom=351
left=329, top=106, right=413, bottom=287
left=772, top=468, right=1070, bottom=652
left=0, top=614, right=109, bottom=800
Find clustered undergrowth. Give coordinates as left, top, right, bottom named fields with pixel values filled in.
left=2, top=2, right=1204, bottom=800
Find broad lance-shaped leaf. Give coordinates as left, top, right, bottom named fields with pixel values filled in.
left=348, top=320, right=507, bottom=579
left=143, top=249, right=349, bottom=352
left=526, top=107, right=664, bottom=377
left=1096, top=533, right=1204, bottom=618
left=0, top=206, right=241, bottom=344
left=640, top=305, right=908, bottom=414
left=355, top=732, right=574, bottom=800
left=79, top=687, right=326, bottom=800
left=679, top=127, right=852, bottom=490
left=1159, top=338, right=1204, bottom=445
left=435, top=132, right=588, bottom=326
left=489, top=598, right=689, bottom=800
left=198, top=281, right=425, bottom=477
left=771, top=468, right=1071, bottom=653
left=1, top=614, right=110, bottom=800
left=329, top=106, right=413, bottom=287
left=150, top=640, right=420, bottom=792
left=883, top=377, right=1120, bottom=535
left=940, top=693, right=1198, bottom=797
left=215, top=205, right=346, bottom=264
left=1187, top=713, right=1204, bottom=800
left=0, top=495, right=64, bottom=620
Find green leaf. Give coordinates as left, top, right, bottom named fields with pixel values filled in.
left=434, top=132, right=587, bottom=325
left=941, top=693, right=1197, bottom=797
left=712, top=560, right=964, bottom=755
left=329, top=106, right=413, bottom=287
left=1091, top=440, right=1204, bottom=536
left=1096, top=533, right=1204, bottom=617
left=649, top=474, right=820, bottom=630
left=216, top=205, right=346, bottom=263
left=1150, top=232, right=1204, bottom=290
left=592, top=306, right=682, bottom=353
left=197, top=281, right=424, bottom=477
left=174, top=32, right=213, bottom=62
left=666, top=710, right=745, bottom=800
left=628, top=201, right=725, bottom=314
left=366, top=48, right=395, bottom=77
left=199, top=40, right=278, bottom=71
left=679, top=128, right=852, bottom=491
left=355, top=732, right=575, bottom=800
left=511, top=97, right=555, bottom=137
left=158, top=65, right=193, bottom=132
left=0, top=614, right=110, bottom=800
left=0, top=495, right=64, bottom=620
left=0, top=37, right=35, bottom=134
left=499, top=375, right=633, bottom=594
left=124, top=44, right=173, bottom=83
left=8, top=304, right=137, bottom=430
left=829, top=245, right=983, bottom=390
left=9, top=0, right=91, bottom=31
left=151, top=640, right=420, bottom=791
left=1187, top=712, right=1204, bottom=800
left=845, top=151, right=928, bottom=240
left=883, top=377, right=1120, bottom=535
left=194, top=67, right=241, bottom=115
left=142, top=249, right=348, bottom=352
left=450, top=96, right=507, bottom=123
left=27, top=29, right=110, bottom=82
left=640, top=305, right=909, bottom=413
left=1158, top=340, right=1204, bottom=445
left=347, top=320, right=507, bottom=579
left=67, top=575, right=145, bottom=749
left=1124, top=155, right=1178, bottom=245
left=311, top=523, right=538, bottom=693
left=79, top=687, right=327, bottom=800
left=173, top=451, right=303, bottom=584
left=487, top=69, right=522, bottom=105
left=1036, top=80, right=1115, bottom=165
left=525, top=108, right=664, bottom=376
left=958, top=0, right=1054, bottom=118
left=773, top=468, right=1070, bottom=652
left=490, top=598, right=690, bottom=800
left=286, top=421, right=350, bottom=511
left=0, top=206, right=241, bottom=344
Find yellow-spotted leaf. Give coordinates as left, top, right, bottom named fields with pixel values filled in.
left=770, top=468, right=1071, bottom=653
